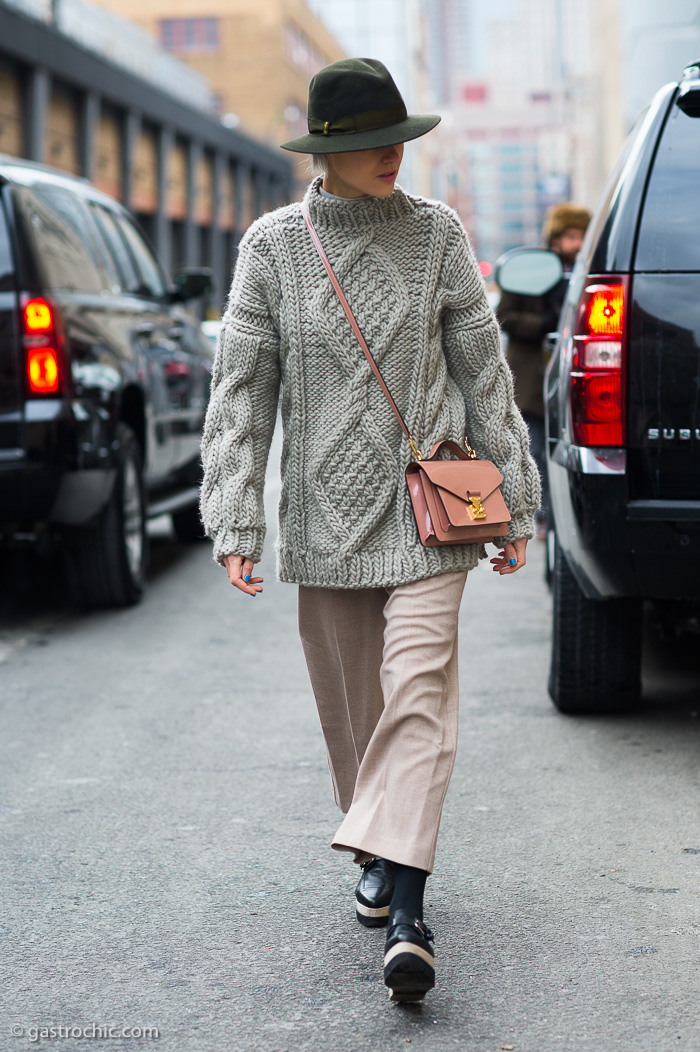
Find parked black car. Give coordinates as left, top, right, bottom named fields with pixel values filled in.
left=497, top=61, right=700, bottom=714
left=0, top=156, right=214, bottom=607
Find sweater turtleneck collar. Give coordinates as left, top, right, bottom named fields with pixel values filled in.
left=303, top=175, right=415, bottom=232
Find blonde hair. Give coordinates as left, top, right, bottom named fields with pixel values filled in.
left=308, top=154, right=330, bottom=177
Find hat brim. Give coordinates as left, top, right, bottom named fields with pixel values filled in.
left=280, top=114, right=441, bottom=154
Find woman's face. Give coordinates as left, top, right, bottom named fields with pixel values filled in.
left=322, top=143, right=404, bottom=199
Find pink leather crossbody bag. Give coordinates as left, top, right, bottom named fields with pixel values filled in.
left=301, top=202, right=511, bottom=547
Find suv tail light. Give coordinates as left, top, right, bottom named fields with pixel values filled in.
left=569, top=276, right=627, bottom=446
left=22, top=295, right=67, bottom=396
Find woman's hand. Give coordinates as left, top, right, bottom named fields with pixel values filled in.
left=223, top=554, right=264, bottom=597
left=490, top=537, right=528, bottom=575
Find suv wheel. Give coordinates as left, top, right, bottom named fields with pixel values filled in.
left=64, top=424, right=149, bottom=608
left=548, top=534, right=642, bottom=714
left=171, top=503, right=206, bottom=543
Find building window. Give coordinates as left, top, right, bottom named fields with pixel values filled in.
left=159, top=18, right=220, bottom=54
left=284, top=100, right=307, bottom=140
left=283, top=21, right=326, bottom=78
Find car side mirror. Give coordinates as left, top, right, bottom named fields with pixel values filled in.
left=495, top=248, right=563, bottom=297
left=169, top=268, right=214, bottom=302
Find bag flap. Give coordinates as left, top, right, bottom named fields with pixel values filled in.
left=417, top=459, right=504, bottom=501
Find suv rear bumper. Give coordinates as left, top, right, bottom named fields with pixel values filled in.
left=0, top=398, right=116, bottom=529
left=549, top=442, right=700, bottom=601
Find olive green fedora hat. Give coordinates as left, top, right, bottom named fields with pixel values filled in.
left=280, top=57, right=440, bottom=154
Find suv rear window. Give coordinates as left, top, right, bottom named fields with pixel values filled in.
left=0, top=196, right=18, bottom=417
left=115, top=214, right=167, bottom=299
left=0, top=197, right=13, bottom=293
left=635, top=103, right=700, bottom=271
left=90, top=204, right=142, bottom=294
left=89, top=204, right=166, bottom=299
left=13, top=184, right=105, bottom=292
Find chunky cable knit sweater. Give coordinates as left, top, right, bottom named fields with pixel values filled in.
left=200, top=177, right=540, bottom=587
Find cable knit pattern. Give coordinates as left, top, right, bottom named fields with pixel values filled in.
left=200, top=177, right=540, bottom=587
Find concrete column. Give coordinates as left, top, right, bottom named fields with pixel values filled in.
left=185, top=139, right=201, bottom=268
left=210, top=152, right=226, bottom=312
left=268, top=176, right=278, bottom=210
left=252, top=167, right=264, bottom=221
left=156, top=125, right=174, bottom=276
left=122, top=109, right=141, bottom=211
left=25, top=67, right=50, bottom=163
left=79, top=91, right=100, bottom=182
left=271, top=175, right=290, bottom=209
left=233, top=160, right=247, bottom=259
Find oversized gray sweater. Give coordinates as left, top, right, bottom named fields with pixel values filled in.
left=200, top=177, right=540, bottom=587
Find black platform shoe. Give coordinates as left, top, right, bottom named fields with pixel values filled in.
left=355, top=858, right=394, bottom=927
left=383, top=910, right=435, bottom=1002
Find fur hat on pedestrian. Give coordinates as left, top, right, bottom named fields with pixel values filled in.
left=280, top=57, right=440, bottom=154
left=543, top=203, right=591, bottom=246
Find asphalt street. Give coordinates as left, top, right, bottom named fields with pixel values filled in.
left=2, top=444, right=700, bottom=1052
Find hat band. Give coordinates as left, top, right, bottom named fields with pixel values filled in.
left=308, top=103, right=408, bottom=137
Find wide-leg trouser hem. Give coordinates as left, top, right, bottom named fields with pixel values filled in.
left=331, top=836, right=435, bottom=874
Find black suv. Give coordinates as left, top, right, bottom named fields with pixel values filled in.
left=497, top=62, right=700, bottom=713
left=0, top=157, right=213, bottom=607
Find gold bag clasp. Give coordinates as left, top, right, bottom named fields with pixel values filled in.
left=467, top=495, right=487, bottom=520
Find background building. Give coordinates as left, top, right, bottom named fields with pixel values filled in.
left=420, top=0, right=700, bottom=268
left=620, top=0, right=700, bottom=124
left=90, top=0, right=346, bottom=190
left=0, top=0, right=292, bottom=311
left=420, top=0, right=603, bottom=269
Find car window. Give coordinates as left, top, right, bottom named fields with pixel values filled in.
left=636, top=104, right=700, bottom=271
left=114, top=214, right=167, bottom=298
left=0, top=199, right=17, bottom=417
left=0, top=197, right=14, bottom=293
left=80, top=207, right=121, bottom=292
left=89, top=204, right=142, bottom=294
left=583, top=106, right=651, bottom=275
left=12, top=184, right=104, bottom=292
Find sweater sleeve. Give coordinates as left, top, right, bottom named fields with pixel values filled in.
left=200, top=224, right=281, bottom=565
left=438, top=213, right=541, bottom=544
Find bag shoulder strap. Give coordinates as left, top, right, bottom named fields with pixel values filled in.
left=300, top=201, right=422, bottom=460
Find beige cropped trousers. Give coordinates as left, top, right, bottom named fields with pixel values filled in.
left=298, top=569, right=467, bottom=874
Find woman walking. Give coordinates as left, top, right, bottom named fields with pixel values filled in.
left=200, top=58, right=540, bottom=1002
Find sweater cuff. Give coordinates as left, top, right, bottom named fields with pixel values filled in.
left=494, top=513, right=536, bottom=547
left=212, top=526, right=265, bottom=567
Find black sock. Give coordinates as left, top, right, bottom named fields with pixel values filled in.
left=389, top=863, right=429, bottom=922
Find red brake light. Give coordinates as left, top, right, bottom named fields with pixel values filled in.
left=27, top=347, right=60, bottom=394
left=21, top=294, right=67, bottom=397
left=24, top=297, right=54, bottom=334
left=570, top=277, right=627, bottom=447
left=585, top=285, right=624, bottom=337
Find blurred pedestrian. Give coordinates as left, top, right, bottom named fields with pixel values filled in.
left=497, top=203, right=590, bottom=538
left=200, top=58, right=539, bottom=1002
